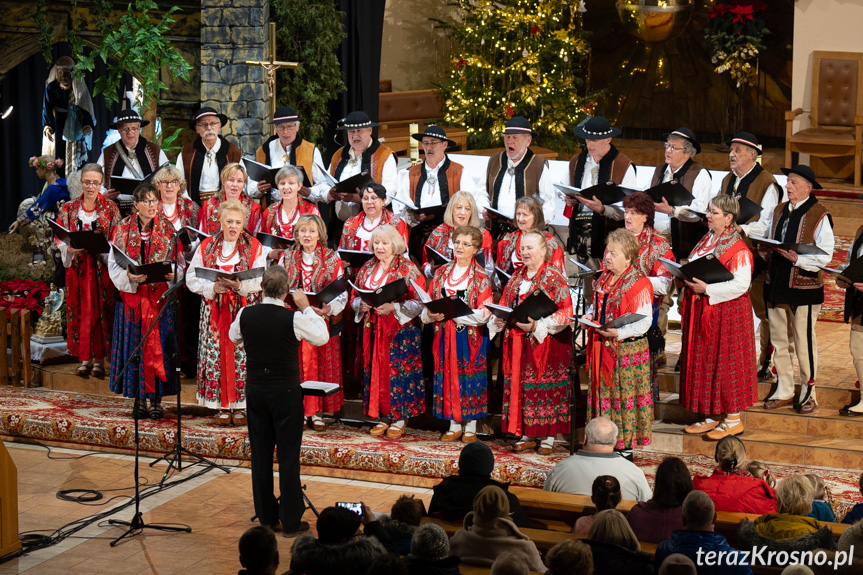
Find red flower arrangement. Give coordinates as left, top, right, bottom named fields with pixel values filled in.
left=708, top=0, right=767, bottom=36
left=704, top=0, right=769, bottom=87
left=0, top=279, right=50, bottom=316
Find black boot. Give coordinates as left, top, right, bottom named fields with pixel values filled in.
left=133, top=398, right=149, bottom=420
left=149, top=396, right=164, bottom=420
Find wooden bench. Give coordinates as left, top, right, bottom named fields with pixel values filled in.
left=1, top=307, right=32, bottom=387
left=378, top=89, right=468, bottom=154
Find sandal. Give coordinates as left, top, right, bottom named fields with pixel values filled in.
left=231, top=410, right=247, bottom=426
left=132, top=399, right=149, bottom=421
left=91, top=364, right=105, bottom=379
left=311, top=416, right=327, bottom=431
left=386, top=424, right=405, bottom=439
left=215, top=411, right=232, bottom=426
left=148, top=399, right=164, bottom=420
left=370, top=422, right=389, bottom=436
left=684, top=420, right=718, bottom=434
left=441, top=429, right=462, bottom=442
left=76, top=363, right=92, bottom=378
left=512, top=439, right=536, bottom=452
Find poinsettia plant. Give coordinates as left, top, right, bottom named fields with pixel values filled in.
left=704, top=0, right=769, bottom=87
left=0, top=279, right=50, bottom=316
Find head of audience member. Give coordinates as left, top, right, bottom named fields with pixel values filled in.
left=514, top=195, right=546, bottom=232
left=519, top=230, right=550, bottom=272
left=220, top=163, right=248, bottom=202
left=706, top=194, right=739, bottom=236
left=681, top=490, right=716, bottom=532
left=295, top=214, right=328, bottom=252
left=804, top=474, right=827, bottom=502
left=261, top=265, right=290, bottom=300
left=370, top=224, right=406, bottom=266
left=776, top=476, right=815, bottom=517
left=316, top=505, right=363, bottom=544
left=473, top=485, right=510, bottom=523
left=837, top=519, right=863, bottom=557
left=153, top=165, right=185, bottom=206
left=658, top=553, right=697, bottom=575
left=859, top=471, right=863, bottom=497
left=652, top=457, right=693, bottom=509
left=360, top=183, right=387, bottom=220
left=591, top=475, right=622, bottom=513
left=272, top=106, right=302, bottom=148
left=238, top=526, right=279, bottom=575
left=502, top=116, right=534, bottom=162
left=714, top=435, right=747, bottom=473
left=545, top=539, right=594, bottom=575
left=390, top=494, right=425, bottom=527
left=366, top=554, right=409, bottom=575
left=218, top=199, right=248, bottom=243
left=663, top=128, right=699, bottom=172
left=444, top=190, right=480, bottom=228
left=587, top=509, right=640, bottom=552
left=458, top=441, right=495, bottom=479
left=573, top=116, right=621, bottom=163
left=192, top=107, right=227, bottom=149
left=275, top=165, right=304, bottom=205
left=490, top=551, right=531, bottom=575
left=622, top=191, right=655, bottom=234
left=582, top=417, right=618, bottom=454
left=339, top=111, right=376, bottom=155
left=780, top=566, right=814, bottom=575
left=408, top=523, right=451, bottom=563
left=726, top=132, right=761, bottom=177
left=747, top=461, right=776, bottom=489
left=603, top=228, right=639, bottom=279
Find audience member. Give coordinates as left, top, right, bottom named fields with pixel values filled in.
left=366, top=554, right=409, bottom=575
left=692, top=436, right=777, bottom=514
left=805, top=474, right=836, bottom=523
left=627, top=456, right=692, bottom=543
left=747, top=460, right=776, bottom=488
left=781, top=567, right=814, bottom=575
left=238, top=526, right=279, bottom=575
left=544, top=417, right=652, bottom=501
left=574, top=475, right=621, bottom=535
left=657, top=554, right=697, bottom=575
left=654, top=490, right=753, bottom=575
left=490, top=552, right=530, bottom=575
left=449, top=485, right=546, bottom=571
left=429, top=441, right=530, bottom=527
left=841, top=472, right=863, bottom=524
left=585, top=509, right=652, bottom=575
left=545, top=539, right=594, bottom=575
left=405, top=523, right=461, bottom=575
left=290, top=503, right=396, bottom=575
left=379, top=494, right=425, bottom=556
left=837, top=519, right=863, bottom=557
left=737, top=476, right=836, bottom=566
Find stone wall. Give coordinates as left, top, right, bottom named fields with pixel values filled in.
left=200, top=0, right=270, bottom=154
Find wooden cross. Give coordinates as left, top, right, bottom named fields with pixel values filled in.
left=246, top=22, right=300, bottom=135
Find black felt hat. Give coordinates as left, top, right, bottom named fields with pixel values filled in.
left=781, top=165, right=823, bottom=190
left=336, top=111, right=378, bottom=130
left=190, top=107, right=228, bottom=129
left=663, top=127, right=701, bottom=155
left=109, top=109, right=149, bottom=129
left=725, top=131, right=762, bottom=155
left=503, top=116, right=537, bottom=137
left=411, top=125, right=456, bottom=148
left=272, top=106, right=301, bottom=124
left=573, top=116, right=621, bottom=140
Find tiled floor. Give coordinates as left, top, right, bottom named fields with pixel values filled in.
left=2, top=442, right=433, bottom=575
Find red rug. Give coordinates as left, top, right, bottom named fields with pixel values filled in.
left=1, top=387, right=861, bottom=520
left=821, top=234, right=852, bottom=323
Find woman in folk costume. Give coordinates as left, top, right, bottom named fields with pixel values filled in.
left=584, top=228, right=654, bottom=455
left=421, top=225, right=493, bottom=443
left=350, top=224, right=426, bottom=438
left=108, top=184, right=181, bottom=420
left=339, top=183, right=409, bottom=258
left=279, top=214, right=345, bottom=431
left=496, top=196, right=565, bottom=276
left=490, top=231, right=572, bottom=456
left=56, top=163, right=120, bottom=379
left=679, top=194, right=757, bottom=440
left=621, top=192, right=675, bottom=399
left=261, top=165, right=320, bottom=240
left=154, top=165, right=199, bottom=246
left=187, top=199, right=266, bottom=426
left=198, top=163, right=262, bottom=236
left=422, top=191, right=494, bottom=279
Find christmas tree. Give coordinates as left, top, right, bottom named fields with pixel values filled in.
left=434, top=0, right=595, bottom=150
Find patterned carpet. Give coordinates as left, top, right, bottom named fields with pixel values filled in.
left=821, top=234, right=853, bottom=323
left=1, top=386, right=861, bottom=521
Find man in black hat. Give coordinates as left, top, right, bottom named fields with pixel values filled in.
left=564, top=116, right=637, bottom=268
left=176, top=106, right=244, bottom=205
left=393, top=126, right=474, bottom=257
left=721, top=132, right=785, bottom=379
left=326, top=111, right=398, bottom=226
left=98, top=110, right=169, bottom=205
left=761, top=165, right=834, bottom=415
left=250, top=106, right=330, bottom=203
left=481, top=116, right=554, bottom=238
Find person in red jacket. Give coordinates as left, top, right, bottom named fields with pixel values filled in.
left=692, top=436, right=778, bottom=515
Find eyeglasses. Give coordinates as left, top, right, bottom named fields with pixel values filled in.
left=362, top=196, right=382, bottom=203
left=275, top=123, right=299, bottom=132
left=81, top=180, right=101, bottom=188
left=196, top=121, right=221, bottom=129
left=453, top=240, right=476, bottom=247
left=421, top=140, right=446, bottom=147
left=118, top=126, right=140, bottom=134
left=136, top=199, right=159, bottom=206
left=664, top=143, right=685, bottom=152
left=159, top=180, right=181, bottom=187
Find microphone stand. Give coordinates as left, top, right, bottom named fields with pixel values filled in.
left=149, top=233, right=231, bottom=485
left=567, top=268, right=594, bottom=455
left=107, top=265, right=192, bottom=546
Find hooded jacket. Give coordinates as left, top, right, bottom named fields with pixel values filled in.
left=737, top=517, right=836, bottom=568
left=448, top=511, right=546, bottom=572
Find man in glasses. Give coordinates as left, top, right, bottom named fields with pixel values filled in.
left=97, top=110, right=169, bottom=214
left=176, top=107, right=243, bottom=205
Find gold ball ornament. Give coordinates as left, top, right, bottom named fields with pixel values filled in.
left=615, top=0, right=694, bottom=43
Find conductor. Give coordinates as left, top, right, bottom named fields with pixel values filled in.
left=229, top=265, right=329, bottom=535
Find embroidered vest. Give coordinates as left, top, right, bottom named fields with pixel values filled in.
left=181, top=137, right=243, bottom=205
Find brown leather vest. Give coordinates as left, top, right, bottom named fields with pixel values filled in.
left=329, top=143, right=395, bottom=184
left=255, top=138, right=316, bottom=186
left=408, top=161, right=463, bottom=203
left=487, top=150, right=545, bottom=200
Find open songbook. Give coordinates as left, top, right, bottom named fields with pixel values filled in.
left=338, top=249, right=374, bottom=268
left=194, top=267, right=265, bottom=282
left=485, top=289, right=558, bottom=326
left=391, top=197, right=447, bottom=220
left=48, top=219, right=111, bottom=254
left=576, top=312, right=646, bottom=330
left=244, top=158, right=311, bottom=188
left=300, top=381, right=341, bottom=397
left=485, top=206, right=515, bottom=221
left=109, top=162, right=169, bottom=197
left=643, top=181, right=694, bottom=207
left=256, top=231, right=294, bottom=250
left=750, top=237, right=827, bottom=256
left=348, top=278, right=408, bottom=308
left=111, top=245, right=173, bottom=284
left=556, top=182, right=639, bottom=205
left=821, top=255, right=863, bottom=285
left=286, top=276, right=347, bottom=309
left=411, top=279, right=473, bottom=320
left=659, top=256, right=733, bottom=284
left=331, top=171, right=375, bottom=195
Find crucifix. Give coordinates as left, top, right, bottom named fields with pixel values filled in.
left=246, top=22, right=300, bottom=135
